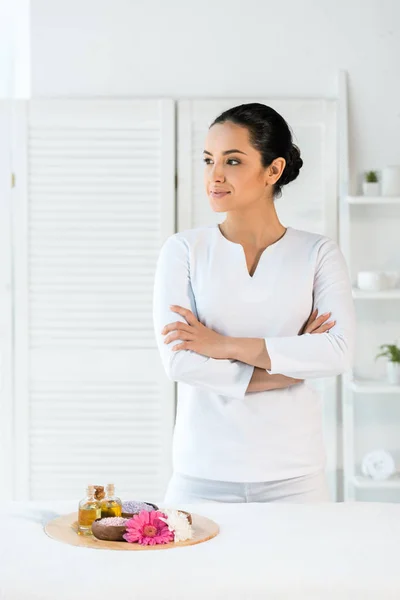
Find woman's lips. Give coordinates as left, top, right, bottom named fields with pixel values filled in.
left=210, top=191, right=230, bottom=199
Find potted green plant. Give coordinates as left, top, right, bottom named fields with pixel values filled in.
left=376, top=343, right=400, bottom=384
left=362, top=170, right=380, bottom=196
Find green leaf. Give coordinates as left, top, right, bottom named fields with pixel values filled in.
left=365, top=170, right=378, bottom=183
left=375, top=343, right=400, bottom=362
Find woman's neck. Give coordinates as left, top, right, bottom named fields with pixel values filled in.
left=219, top=205, right=286, bottom=249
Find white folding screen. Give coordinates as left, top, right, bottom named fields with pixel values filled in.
left=177, top=98, right=340, bottom=498
left=11, top=99, right=176, bottom=501
left=0, top=101, right=13, bottom=499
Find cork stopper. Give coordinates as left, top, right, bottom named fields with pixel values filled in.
left=106, top=483, right=115, bottom=496
left=86, top=484, right=95, bottom=496
left=94, top=485, right=105, bottom=500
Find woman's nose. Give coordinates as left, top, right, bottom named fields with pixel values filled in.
left=210, top=164, right=225, bottom=182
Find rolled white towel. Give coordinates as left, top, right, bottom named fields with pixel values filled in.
left=361, top=449, right=396, bottom=480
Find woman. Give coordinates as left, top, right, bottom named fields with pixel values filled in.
left=153, top=103, right=355, bottom=504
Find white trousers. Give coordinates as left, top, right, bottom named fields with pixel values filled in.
left=164, top=470, right=331, bottom=504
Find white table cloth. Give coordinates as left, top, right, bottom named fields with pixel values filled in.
left=0, top=501, right=399, bottom=599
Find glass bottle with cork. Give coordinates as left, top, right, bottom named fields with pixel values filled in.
left=100, top=483, right=122, bottom=518
left=78, top=485, right=101, bottom=536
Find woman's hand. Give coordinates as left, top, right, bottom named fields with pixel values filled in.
left=299, top=309, right=335, bottom=335
left=248, top=367, right=303, bottom=393
left=162, top=305, right=231, bottom=359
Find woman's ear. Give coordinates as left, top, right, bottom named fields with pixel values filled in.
left=266, top=157, right=286, bottom=185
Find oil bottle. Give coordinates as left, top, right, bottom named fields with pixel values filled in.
left=100, top=483, right=122, bottom=518
left=78, top=485, right=101, bottom=536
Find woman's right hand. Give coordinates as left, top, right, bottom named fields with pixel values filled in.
left=300, top=309, right=335, bottom=335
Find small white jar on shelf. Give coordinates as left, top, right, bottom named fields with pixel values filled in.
left=381, top=165, right=400, bottom=196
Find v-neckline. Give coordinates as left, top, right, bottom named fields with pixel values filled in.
left=216, top=224, right=290, bottom=279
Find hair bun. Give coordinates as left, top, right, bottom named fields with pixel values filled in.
left=280, top=144, right=303, bottom=186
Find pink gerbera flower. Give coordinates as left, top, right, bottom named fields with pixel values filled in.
left=123, top=510, right=174, bottom=546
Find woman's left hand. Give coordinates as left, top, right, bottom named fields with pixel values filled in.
left=162, top=305, right=231, bottom=359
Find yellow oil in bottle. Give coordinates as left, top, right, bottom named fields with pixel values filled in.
left=78, top=485, right=101, bottom=536
left=100, top=500, right=122, bottom=518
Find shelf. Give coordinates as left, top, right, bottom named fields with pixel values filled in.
left=347, top=195, right=400, bottom=205
left=352, top=288, right=400, bottom=299
left=348, top=379, right=400, bottom=394
left=339, top=77, right=400, bottom=502
left=353, top=476, right=400, bottom=490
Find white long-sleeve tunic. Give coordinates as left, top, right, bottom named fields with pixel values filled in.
left=153, top=225, right=355, bottom=482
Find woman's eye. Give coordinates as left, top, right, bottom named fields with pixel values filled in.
left=202, top=158, right=240, bottom=165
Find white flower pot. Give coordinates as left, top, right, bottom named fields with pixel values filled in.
left=387, top=362, right=400, bottom=385
left=362, top=182, right=380, bottom=196
left=381, top=166, right=400, bottom=196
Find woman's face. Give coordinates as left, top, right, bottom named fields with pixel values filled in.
left=203, top=121, right=284, bottom=213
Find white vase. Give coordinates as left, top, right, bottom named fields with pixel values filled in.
left=362, top=182, right=380, bottom=196
left=387, top=362, right=400, bottom=385
left=381, top=166, right=400, bottom=196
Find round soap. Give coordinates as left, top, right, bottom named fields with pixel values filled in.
left=121, top=500, right=159, bottom=518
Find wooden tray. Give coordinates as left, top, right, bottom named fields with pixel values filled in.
left=45, top=512, right=219, bottom=551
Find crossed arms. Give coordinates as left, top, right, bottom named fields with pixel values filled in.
left=153, top=236, right=355, bottom=400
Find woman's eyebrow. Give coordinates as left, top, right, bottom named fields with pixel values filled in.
left=203, top=149, right=248, bottom=156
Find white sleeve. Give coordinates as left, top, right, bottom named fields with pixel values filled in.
left=265, top=239, right=356, bottom=379
left=153, top=235, right=254, bottom=399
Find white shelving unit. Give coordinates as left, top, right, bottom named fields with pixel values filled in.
left=348, top=380, right=400, bottom=394
left=352, top=289, right=400, bottom=300
left=339, top=72, right=400, bottom=501
left=353, top=476, right=400, bottom=490
left=347, top=196, right=400, bottom=205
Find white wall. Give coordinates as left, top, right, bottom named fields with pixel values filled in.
left=31, top=0, right=400, bottom=191
left=0, top=0, right=31, bottom=98
left=0, top=1, right=15, bottom=97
